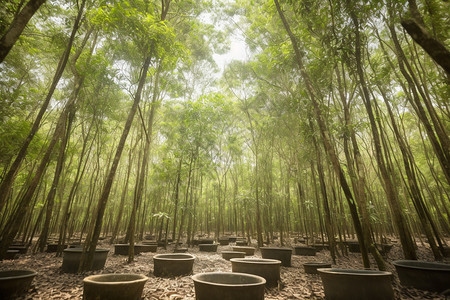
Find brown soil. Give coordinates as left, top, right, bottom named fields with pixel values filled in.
left=1, top=238, right=448, bottom=299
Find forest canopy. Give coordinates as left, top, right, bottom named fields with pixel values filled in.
left=0, top=0, right=449, bottom=269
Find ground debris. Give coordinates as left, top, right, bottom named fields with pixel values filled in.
left=0, top=239, right=447, bottom=299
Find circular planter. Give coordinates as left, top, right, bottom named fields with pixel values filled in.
left=318, top=268, right=393, bottom=300
left=153, top=253, right=195, bottom=277
left=346, top=241, right=361, bottom=253
left=260, top=247, right=292, bottom=267
left=83, top=273, right=148, bottom=300
left=219, top=238, right=230, bottom=245
left=294, top=246, right=317, bottom=256
left=311, top=244, right=329, bottom=251
left=62, top=248, right=109, bottom=273
left=135, top=244, right=157, bottom=253
left=174, top=248, right=188, bottom=253
left=46, top=243, right=68, bottom=253
left=303, top=262, right=332, bottom=274
left=0, top=270, right=37, bottom=299
left=3, top=250, right=19, bottom=260
left=192, top=272, right=265, bottom=300
left=231, top=258, right=281, bottom=287
left=141, top=241, right=158, bottom=246
left=232, top=246, right=255, bottom=256
left=114, top=244, right=132, bottom=255
left=393, top=260, right=450, bottom=293
left=222, top=251, right=246, bottom=260
left=199, top=239, right=215, bottom=245
left=8, top=246, right=28, bottom=254
left=236, top=240, right=248, bottom=246
left=199, top=244, right=218, bottom=252
left=114, top=244, right=156, bottom=255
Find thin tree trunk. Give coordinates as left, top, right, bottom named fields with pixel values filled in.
left=274, top=0, right=371, bottom=268
left=0, top=0, right=46, bottom=62
left=348, top=7, right=417, bottom=259
left=0, top=0, right=86, bottom=213
left=401, top=18, right=450, bottom=76
left=82, top=52, right=153, bottom=271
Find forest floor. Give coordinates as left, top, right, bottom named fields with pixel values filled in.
left=1, top=237, right=449, bottom=299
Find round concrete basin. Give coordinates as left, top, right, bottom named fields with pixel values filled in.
left=231, top=246, right=255, bottom=256
left=222, top=251, right=245, bottom=260
left=318, top=268, right=393, bottom=300
left=294, top=246, right=317, bottom=256
left=0, top=270, right=37, bottom=299
left=83, top=273, right=148, bottom=300
left=199, top=244, right=218, bottom=252
left=260, top=247, right=292, bottom=267
left=62, top=248, right=109, bottom=273
left=192, top=272, right=265, bottom=300
left=231, top=258, right=281, bottom=287
left=393, top=260, right=450, bottom=293
left=153, top=253, right=195, bottom=277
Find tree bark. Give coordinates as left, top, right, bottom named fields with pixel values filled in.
left=274, top=0, right=371, bottom=267
left=401, top=19, right=450, bottom=77
left=0, top=0, right=85, bottom=213
left=0, top=0, right=46, bottom=62
left=82, top=52, right=153, bottom=271
left=348, top=8, right=417, bottom=259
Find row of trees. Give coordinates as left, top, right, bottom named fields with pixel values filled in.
left=0, top=0, right=448, bottom=271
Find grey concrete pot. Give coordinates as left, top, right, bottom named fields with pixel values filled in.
left=294, top=246, right=317, bottom=256
left=83, top=273, right=148, bottom=300
left=231, top=258, right=281, bottom=287
left=260, top=247, right=292, bottom=267
left=318, top=268, right=393, bottom=300
left=0, top=270, right=37, bottom=299
left=199, top=244, right=218, bottom=252
left=62, top=248, right=109, bottom=273
left=192, top=272, right=265, bottom=300
left=222, top=251, right=246, bottom=260
left=153, top=253, right=195, bottom=277
left=393, top=260, right=450, bottom=293
left=231, top=246, right=255, bottom=256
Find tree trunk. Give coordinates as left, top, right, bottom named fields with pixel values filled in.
left=0, top=0, right=46, bottom=62
left=401, top=19, right=450, bottom=76
left=0, top=109, right=67, bottom=259
left=274, top=0, right=371, bottom=268
left=348, top=8, right=417, bottom=259
left=82, top=52, right=153, bottom=271
left=0, top=0, right=85, bottom=213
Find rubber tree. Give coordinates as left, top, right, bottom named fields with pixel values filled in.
left=0, top=0, right=87, bottom=259
left=0, top=0, right=47, bottom=62
left=81, top=0, right=176, bottom=270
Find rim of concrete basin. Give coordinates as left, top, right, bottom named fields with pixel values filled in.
left=83, top=273, right=148, bottom=285
left=230, top=258, right=281, bottom=265
left=317, top=268, right=392, bottom=276
left=393, top=260, right=450, bottom=271
left=192, top=272, right=266, bottom=287
left=260, top=247, right=292, bottom=251
left=154, top=253, right=195, bottom=260
left=0, top=270, right=37, bottom=280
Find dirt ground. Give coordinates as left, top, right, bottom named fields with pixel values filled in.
left=1, top=238, right=448, bottom=299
